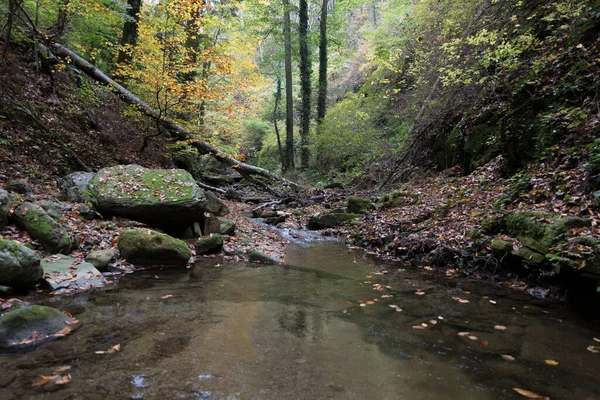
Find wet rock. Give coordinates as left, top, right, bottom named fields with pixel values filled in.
left=506, top=213, right=560, bottom=254
left=56, top=171, right=95, bottom=202
left=491, top=238, right=513, bottom=256
left=89, top=165, right=226, bottom=234
left=246, top=250, right=279, bottom=265
left=205, top=191, right=229, bottom=216
left=41, top=254, right=106, bottom=291
left=12, top=202, right=75, bottom=254
left=0, top=238, right=43, bottom=289
left=219, top=218, right=236, bottom=236
left=118, top=228, right=192, bottom=266
left=347, top=196, right=373, bottom=214
left=307, top=213, right=360, bottom=230
left=85, top=249, right=119, bottom=271
left=0, top=305, right=72, bottom=348
left=0, top=189, right=9, bottom=229
left=6, top=178, right=32, bottom=194
left=195, top=234, right=224, bottom=255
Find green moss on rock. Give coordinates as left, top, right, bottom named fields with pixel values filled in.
left=347, top=196, right=373, bottom=214
left=219, top=218, right=236, bottom=236
left=515, top=247, right=546, bottom=267
left=118, top=228, right=192, bottom=266
left=247, top=250, right=278, bottom=265
left=0, top=305, right=72, bottom=348
left=13, top=202, right=74, bottom=254
left=491, top=238, right=513, bottom=255
left=506, top=213, right=562, bottom=254
left=195, top=234, right=224, bottom=255
left=481, top=215, right=507, bottom=234
left=0, top=238, right=42, bottom=289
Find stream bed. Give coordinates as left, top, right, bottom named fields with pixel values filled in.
left=1, top=241, right=599, bottom=399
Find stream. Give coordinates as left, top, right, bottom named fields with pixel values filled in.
left=1, top=240, right=600, bottom=399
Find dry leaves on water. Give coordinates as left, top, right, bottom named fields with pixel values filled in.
left=32, top=366, right=72, bottom=387
left=494, top=325, right=507, bottom=331
left=545, top=360, right=559, bottom=366
left=501, top=354, right=515, bottom=361
left=95, top=344, right=120, bottom=355
left=513, top=387, right=550, bottom=399
left=587, top=345, right=599, bottom=353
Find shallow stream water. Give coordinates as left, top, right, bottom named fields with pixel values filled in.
left=1, top=241, right=600, bottom=399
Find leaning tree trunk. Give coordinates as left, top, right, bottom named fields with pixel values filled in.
left=45, top=42, right=298, bottom=191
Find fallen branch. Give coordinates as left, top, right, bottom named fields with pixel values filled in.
left=196, top=180, right=226, bottom=194
left=40, top=41, right=300, bottom=195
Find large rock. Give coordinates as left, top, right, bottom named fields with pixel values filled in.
left=307, top=213, right=360, bottom=230
left=6, top=178, right=32, bottom=194
left=195, top=234, right=224, bottom=255
left=12, top=202, right=75, bottom=254
left=0, top=305, right=73, bottom=348
left=219, top=218, right=236, bottom=235
left=347, top=196, right=373, bottom=214
left=88, top=165, right=227, bottom=234
left=0, top=189, right=9, bottom=229
left=36, top=200, right=70, bottom=220
left=0, top=238, right=42, bottom=289
left=118, top=228, right=192, bottom=266
left=41, top=254, right=106, bottom=291
left=85, top=249, right=119, bottom=271
left=57, top=171, right=95, bottom=202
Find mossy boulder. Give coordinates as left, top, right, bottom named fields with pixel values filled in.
left=307, top=213, right=360, bottom=230
left=57, top=171, right=95, bottom=202
left=491, top=238, right=513, bottom=256
left=347, top=196, right=373, bottom=214
left=219, top=218, right=236, bottom=235
left=515, top=247, right=546, bottom=267
left=246, top=250, right=278, bottom=265
left=0, top=238, right=42, bottom=289
left=36, top=200, right=69, bottom=220
left=118, top=228, right=192, bottom=266
left=546, top=254, right=580, bottom=272
left=6, top=178, right=32, bottom=194
left=89, top=165, right=226, bottom=234
left=481, top=215, right=507, bottom=234
left=195, top=234, right=224, bottom=255
left=0, top=305, right=73, bottom=348
left=378, top=191, right=417, bottom=210
left=506, top=213, right=563, bottom=255
left=0, top=189, right=9, bottom=229
left=13, top=202, right=75, bottom=254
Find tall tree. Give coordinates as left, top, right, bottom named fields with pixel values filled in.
left=316, top=0, right=328, bottom=126
left=117, top=0, right=142, bottom=64
left=298, top=0, right=311, bottom=170
left=282, top=0, right=294, bottom=171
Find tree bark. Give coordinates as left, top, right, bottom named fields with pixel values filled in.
left=299, top=0, right=311, bottom=171
left=316, top=0, right=328, bottom=126
left=282, top=0, right=295, bottom=172
left=117, top=0, right=142, bottom=65
left=45, top=41, right=297, bottom=190
left=274, top=76, right=285, bottom=169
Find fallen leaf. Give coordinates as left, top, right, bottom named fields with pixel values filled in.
left=458, top=332, right=470, bottom=336
left=468, top=335, right=478, bottom=341
left=494, top=325, right=507, bottom=331
left=587, top=345, right=599, bottom=353
left=360, top=303, right=366, bottom=307
left=421, top=323, right=428, bottom=328
left=389, top=305, right=398, bottom=308
left=55, top=374, right=71, bottom=385
left=512, top=387, right=548, bottom=399
left=458, top=298, right=470, bottom=304
left=593, top=338, right=600, bottom=343
left=415, top=291, right=425, bottom=296
left=412, top=325, right=426, bottom=330
left=429, top=319, right=437, bottom=325
left=489, top=300, right=497, bottom=304
left=160, top=295, right=173, bottom=299
left=481, top=340, right=489, bottom=346
left=501, top=354, right=515, bottom=361
left=545, top=360, right=559, bottom=366
left=53, top=366, right=72, bottom=373
left=366, top=301, right=375, bottom=305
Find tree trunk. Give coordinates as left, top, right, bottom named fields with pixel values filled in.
left=282, top=0, right=295, bottom=172
left=45, top=41, right=297, bottom=190
left=274, top=76, right=285, bottom=168
left=117, top=0, right=142, bottom=64
left=3, top=0, right=20, bottom=55
left=299, top=0, right=311, bottom=171
left=316, top=0, right=328, bottom=126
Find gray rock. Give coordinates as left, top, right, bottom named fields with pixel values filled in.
left=195, top=234, right=224, bottom=255
left=78, top=204, right=99, bottom=220
left=0, top=189, right=9, bottom=229
left=246, top=250, right=279, bottom=265
left=205, top=190, right=229, bottom=216
left=89, top=165, right=224, bottom=234
left=36, top=200, right=68, bottom=220
left=307, top=213, right=360, bottom=230
left=85, top=249, right=118, bottom=271
left=6, top=179, right=32, bottom=194
left=12, top=203, right=75, bottom=254
left=118, top=228, right=192, bottom=266
left=0, top=238, right=43, bottom=289
left=219, top=218, right=236, bottom=235
left=41, top=254, right=106, bottom=291
left=56, top=171, right=95, bottom=202
left=203, top=214, right=221, bottom=235
left=0, top=305, right=73, bottom=348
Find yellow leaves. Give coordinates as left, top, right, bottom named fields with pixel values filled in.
left=544, top=360, right=559, bottom=366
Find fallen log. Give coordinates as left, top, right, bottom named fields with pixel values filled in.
left=43, top=41, right=299, bottom=194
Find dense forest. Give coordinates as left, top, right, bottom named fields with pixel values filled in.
left=1, top=0, right=600, bottom=398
